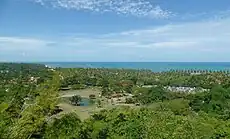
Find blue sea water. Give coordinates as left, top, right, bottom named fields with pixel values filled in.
left=43, top=62, right=230, bottom=72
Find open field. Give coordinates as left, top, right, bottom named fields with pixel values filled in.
left=58, top=88, right=101, bottom=120
left=58, top=87, right=138, bottom=120
left=60, top=87, right=101, bottom=98
left=57, top=103, right=97, bottom=120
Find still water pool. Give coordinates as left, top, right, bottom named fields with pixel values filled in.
left=79, top=98, right=94, bottom=106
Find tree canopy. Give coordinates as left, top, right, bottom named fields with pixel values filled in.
left=1, top=63, right=230, bottom=139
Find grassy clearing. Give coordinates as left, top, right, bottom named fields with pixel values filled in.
left=58, top=87, right=101, bottom=120
left=58, top=87, right=139, bottom=120
left=57, top=103, right=97, bottom=120
left=60, top=87, right=101, bottom=98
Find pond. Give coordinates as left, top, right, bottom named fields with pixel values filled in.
left=79, top=98, right=95, bottom=106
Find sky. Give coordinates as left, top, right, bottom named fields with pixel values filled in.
left=0, top=0, right=230, bottom=62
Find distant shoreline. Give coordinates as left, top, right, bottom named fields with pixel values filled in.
left=1, top=62, right=230, bottom=72
left=39, top=62, right=230, bottom=72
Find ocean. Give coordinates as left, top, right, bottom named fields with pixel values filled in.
left=43, top=62, right=230, bottom=72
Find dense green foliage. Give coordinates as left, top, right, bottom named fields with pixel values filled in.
left=0, top=63, right=58, bottom=139
left=59, top=68, right=230, bottom=92
left=40, top=107, right=230, bottom=139
left=0, top=63, right=53, bottom=102
left=44, top=113, right=82, bottom=139
left=70, top=95, right=82, bottom=105
left=1, top=63, right=230, bottom=139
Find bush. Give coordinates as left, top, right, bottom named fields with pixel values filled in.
left=71, top=84, right=85, bottom=90
left=44, top=112, right=82, bottom=139
left=89, top=94, right=96, bottom=99
left=125, top=98, right=135, bottom=104
left=70, top=95, right=82, bottom=106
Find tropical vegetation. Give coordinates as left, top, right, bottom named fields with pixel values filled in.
left=1, top=63, right=230, bottom=139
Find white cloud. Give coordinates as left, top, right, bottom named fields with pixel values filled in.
left=0, top=37, right=46, bottom=44
left=1, top=17, right=230, bottom=61
left=103, top=18, right=230, bottom=51
left=0, top=37, right=51, bottom=51
left=32, top=0, right=172, bottom=18
left=153, top=41, right=197, bottom=48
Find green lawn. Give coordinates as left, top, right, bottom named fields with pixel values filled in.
left=58, top=88, right=101, bottom=120
left=60, top=87, right=101, bottom=98
left=58, top=87, right=138, bottom=120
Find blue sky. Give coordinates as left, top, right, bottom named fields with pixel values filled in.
left=0, top=0, right=230, bottom=62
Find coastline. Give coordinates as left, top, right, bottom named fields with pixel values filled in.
left=41, top=62, right=230, bottom=72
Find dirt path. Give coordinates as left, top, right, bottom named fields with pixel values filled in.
left=61, top=94, right=89, bottom=98
left=60, top=88, right=101, bottom=98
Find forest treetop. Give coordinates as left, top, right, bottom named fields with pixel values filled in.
left=1, top=63, right=230, bottom=139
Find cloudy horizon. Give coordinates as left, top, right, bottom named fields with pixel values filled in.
left=1, top=0, right=230, bottom=62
